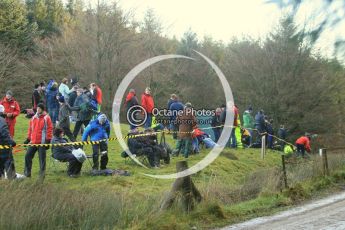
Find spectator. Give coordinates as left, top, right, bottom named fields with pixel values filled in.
left=211, top=108, right=222, bottom=142
left=0, top=90, right=20, bottom=138
left=266, top=119, right=274, bottom=149
left=68, top=85, right=78, bottom=106
left=24, top=103, right=53, bottom=178
left=57, top=96, right=75, bottom=142
left=82, top=114, right=110, bottom=170
left=242, top=106, right=254, bottom=146
left=221, top=104, right=239, bottom=148
left=167, top=94, right=177, bottom=110
left=59, top=78, right=70, bottom=100
left=296, top=133, right=311, bottom=158
left=254, top=110, right=265, bottom=145
left=169, top=96, right=184, bottom=139
left=71, top=88, right=93, bottom=139
left=127, top=129, right=160, bottom=168
left=90, top=83, right=103, bottom=112
left=124, top=89, right=139, bottom=130
left=32, top=84, right=42, bottom=112
left=46, top=81, right=59, bottom=126
left=172, top=102, right=197, bottom=158
left=0, top=105, right=16, bottom=179
left=51, top=128, right=82, bottom=177
left=278, top=125, right=287, bottom=151
left=141, top=87, right=154, bottom=129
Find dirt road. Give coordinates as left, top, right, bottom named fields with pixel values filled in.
left=221, top=192, right=345, bottom=230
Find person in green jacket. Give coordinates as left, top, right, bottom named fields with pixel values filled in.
left=242, top=106, right=254, bottom=146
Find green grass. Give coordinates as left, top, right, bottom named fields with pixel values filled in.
left=3, top=115, right=345, bottom=229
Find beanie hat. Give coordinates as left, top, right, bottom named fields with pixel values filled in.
left=58, top=96, right=65, bottom=103
left=98, top=114, right=107, bottom=124
left=185, top=102, right=192, bottom=108
left=6, top=90, right=13, bottom=96
left=37, top=103, right=45, bottom=111
left=0, top=105, right=4, bottom=113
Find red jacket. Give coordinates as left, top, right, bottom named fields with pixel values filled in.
left=0, top=97, right=20, bottom=124
left=192, top=128, right=205, bottom=138
left=296, top=136, right=311, bottom=152
left=27, top=112, right=53, bottom=144
left=141, top=93, right=154, bottom=113
left=95, top=87, right=103, bottom=105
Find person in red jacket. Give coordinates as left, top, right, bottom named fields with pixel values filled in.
left=24, top=103, right=53, bottom=178
left=90, top=83, right=103, bottom=112
left=141, top=87, right=154, bottom=129
left=0, top=90, right=20, bottom=138
left=295, top=133, right=311, bottom=157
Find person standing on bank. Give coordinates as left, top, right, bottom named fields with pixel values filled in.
left=24, top=103, right=53, bottom=178
left=141, top=87, right=154, bottom=129
left=0, top=90, right=20, bottom=138
left=57, top=96, right=75, bottom=142
left=0, top=105, right=17, bottom=179
left=82, top=114, right=110, bottom=170
left=59, top=78, right=70, bottom=101
left=71, top=88, right=93, bottom=139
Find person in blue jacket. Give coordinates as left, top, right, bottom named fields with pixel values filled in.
left=169, top=96, right=184, bottom=139
left=82, top=113, right=110, bottom=170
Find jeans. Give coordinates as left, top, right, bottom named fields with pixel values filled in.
left=213, top=128, right=221, bottom=143
left=144, top=113, right=152, bottom=129
left=230, top=129, right=237, bottom=148
left=192, top=138, right=199, bottom=153
left=48, top=107, right=59, bottom=125
left=25, top=146, right=47, bottom=177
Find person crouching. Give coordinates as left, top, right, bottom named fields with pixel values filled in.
left=51, top=128, right=82, bottom=177
left=82, top=114, right=110, bottom=170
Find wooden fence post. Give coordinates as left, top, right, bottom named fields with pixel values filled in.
left=321, top=148, right=329, bottom=176
left=281, top=155, right=288, bottom=189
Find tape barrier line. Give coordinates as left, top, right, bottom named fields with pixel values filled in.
left=0, top=125, right=296, bottom=149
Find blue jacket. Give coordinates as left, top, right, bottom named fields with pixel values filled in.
left=169, top=101, right=184, bottom=121
left=255, top=112, right=265, bottom=128
left=82, top=118, right=110, bottom=142
left=46, top=87, right=59, bottom=110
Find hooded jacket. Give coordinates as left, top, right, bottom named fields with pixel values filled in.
left=125, top=92, right=138, bottom=112
left=51, top=136, right=73, bottom=158
left=141, top=93, right=154, bottom=114
left=243, top=110, right=254, bottom=129
left=82, top=115, right=110, bottom=142
left=27, top=112, right=53, bottom=144
left=296, top=136, right=311, bottom=152
left=0, top=97, right=20, bottom=123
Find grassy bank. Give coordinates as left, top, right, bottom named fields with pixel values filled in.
left=1, top=115, right=345, bottom=229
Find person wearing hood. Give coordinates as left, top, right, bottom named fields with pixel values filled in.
left=51, top=128, right=83, bottom=177
left=0, top=90, right=20, bottom=138
left=124, top=89, right=139, bottom=130
left=169, top=95, right=184, bottom=139
left=242, top=106, right=254, bottom=146
left=46, top=81, right=60, bottom=126
left=24, top=103, right=53, bottom=178
left=0, top=105, right=17, bottom=179
left=141, top=87, right=154, bottom=129
left=82, top=114, right=110, bottom=170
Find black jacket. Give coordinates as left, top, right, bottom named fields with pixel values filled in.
left=0, top=116, right=16, bottom=158
left=51, top=136, right=73, bottom=158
